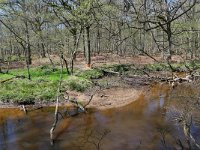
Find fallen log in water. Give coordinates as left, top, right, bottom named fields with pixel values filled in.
left=19, top=105, right=43, bottom=113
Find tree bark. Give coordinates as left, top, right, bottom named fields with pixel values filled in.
left=86, top=26, right=91, bottom=68
left=41, top=42, right=46, bottom=58
left=25, top=21, right=31, bottom=79
left=97, top=25, right=101, bottom=54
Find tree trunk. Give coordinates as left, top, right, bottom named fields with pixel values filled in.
left=41, top=42, right=46, bottom=58
left=85, top=26, right=91, bottom=68
left=73, top=32, right=77, bottom=60
left=167, top=30, right=172, bottom=60
left=25, top=21, right=32, bottom=65
left=25, top=21, right=31, bottom=80
left=97, top=26, right=101, bottom=54
left=83, top=33, right=86, bottom=57
left=118, top=22, right=122, bottom=55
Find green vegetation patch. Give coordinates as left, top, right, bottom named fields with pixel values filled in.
left=144, top=63, right=168, bottom=71
left=77, top=69, right=104, bottom=79
left=0, top=79, right=58, bottom=103
left=4, top=56, right=26, bottom=61
left=0, top=73, right=15, bottom=81
left=144, top=61, right=200, bottom=72
left=64, top=76, right=92, bottom=92
left=0, top=65, right=93, bottom=103
left=100, top=64, right=132, bottom=72
left=186, top=61, right=200, bottom=70
left=9, top=65, right=68, bottom=80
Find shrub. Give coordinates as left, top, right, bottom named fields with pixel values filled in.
left=0, top=79, right=58, bottom=103
left=77, top=69, right=104, bottom=79
left=65, top=76, right=92, bottom=92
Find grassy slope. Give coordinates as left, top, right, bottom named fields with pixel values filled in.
left=0, top=65, right=103, bottom=104
left=1, top=61, right=200, bottom=104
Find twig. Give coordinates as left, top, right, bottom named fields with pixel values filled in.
left=83, top=95, right=94, bottom=108
left=0, top=77, right=15, bottom=83
left=50, top=53, right=64, bottom=146
left=22, top=105, right=27, bottom=114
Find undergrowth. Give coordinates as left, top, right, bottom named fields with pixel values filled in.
left=2, top=62, right=199, bottom=104
left=0, top=65, right=93, bottom=103
left=77, top=68, right=103, bottom=79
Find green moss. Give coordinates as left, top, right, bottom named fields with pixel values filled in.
left=144, top=61, right=200, bottom=72
left=64, top=76, right=92, bottom=92
left=0, top=65, right=66, bottom=103
left=0, top=65, right=94, bottom=103
left=100, top=64, right=132, bottom=72
left=77, top=69, right=103, bottom=79
left=7, top=65, right=68, bottom=80
left=144, top=63, right=167, bottom=71
left=0, top=73, right=15, bottom=81
left=112, top=64, right=131, bottom=72
left=0, top=79, right=58, bottom=103
left=186, top=61, right=200, bottom=70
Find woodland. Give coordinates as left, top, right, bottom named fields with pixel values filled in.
left=0, top=0, right=200, bottom=150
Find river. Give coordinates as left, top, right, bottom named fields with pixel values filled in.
left=0, top=83, right=200, bottom=150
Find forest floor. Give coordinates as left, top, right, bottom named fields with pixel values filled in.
left=1, top=53, right=183, bottom=69
left=0, top=53, right=199, bottom=110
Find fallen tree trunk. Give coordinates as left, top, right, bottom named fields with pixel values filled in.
left=183, top=121, right=200, bottom=149
left=1, top=74, right=26, bottom=83
left=0, top=77, right=15, bottom=83
left=19, top=105, right=43, bottom=113
left=102, top=70, right=120, bottom=76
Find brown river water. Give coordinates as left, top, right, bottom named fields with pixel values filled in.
left=0, top=84, right=200, bottom=150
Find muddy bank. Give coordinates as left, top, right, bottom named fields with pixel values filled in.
left=67, top=87, right=143, bottom=110
left=63, top=75, right=150, bottom=110
left=0, top=75, right=150, bottom=110
left=0, top=87, right=144, bottom=110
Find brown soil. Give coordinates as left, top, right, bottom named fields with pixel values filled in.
left=0, top=53, right=165, bottom=109
left=1, top=61, right=25, bottom=70
left=1, top=53, right=183, bottom=70
left=0, top=87, right=144, bottom=110
left=60, top=75, right=151, bottom=110
left=82, top=87, right=142, bottom=109
left=0, top=75, right=149, bottom=110
left=64, top=87, right=143, bottom=110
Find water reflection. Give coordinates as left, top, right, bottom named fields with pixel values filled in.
left=0, top=84, right=199, bottom=150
